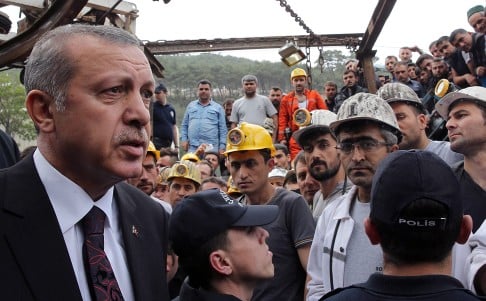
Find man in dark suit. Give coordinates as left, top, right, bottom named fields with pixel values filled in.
left=0, top=24, right=170, bottom=300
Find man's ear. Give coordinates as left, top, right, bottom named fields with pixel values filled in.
left=417, top=113, right=428, bottom=130
left=208, top=250, right=232, bottom=276
left=25, top=90, right=56, bottom=133
left=364, top=217, right=381, bottom=245
left=390, top=143, right=400, bottom=153
left=267, top=156, right=275, bottom=172
left=456, top=215, right=473, bottom=244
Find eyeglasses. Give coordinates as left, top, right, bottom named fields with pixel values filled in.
left=154, top=92, right=161, bottom=94
left=336, top=139, right=392, bottom=155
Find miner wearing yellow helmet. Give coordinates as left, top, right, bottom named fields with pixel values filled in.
left=126, top=141, right=172, bottom=213
left=224, top=122, right=315, bottom=300
left=278, top=67, right=328, bottom=160
left=167, top=160, right=201, bottom=208
left=126, top=141, right=159, bottom=196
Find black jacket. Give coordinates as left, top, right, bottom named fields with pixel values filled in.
left=175, top=281, right=242, bottom=301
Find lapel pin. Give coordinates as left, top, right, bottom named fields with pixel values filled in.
left=132, top=225, right=140, bottom=238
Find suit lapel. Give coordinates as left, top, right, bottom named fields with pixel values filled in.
left=3, top=156, right=82, bottom=301
left=115, top=184, right=167, bottom=300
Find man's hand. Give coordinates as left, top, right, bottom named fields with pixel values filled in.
left=181, top=141, right=188, bottom=152
left=464, top=74, right=479, bottom=86
left=477, top=66, right=486, bottom=77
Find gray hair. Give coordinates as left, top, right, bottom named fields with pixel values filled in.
left=380, top=128, right=398, bottom=146
left=241, top=74, right=258, bottom=84
left=24, top=24, right=141, bottom=111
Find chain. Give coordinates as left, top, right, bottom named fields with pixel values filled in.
left=277, top=0, right=321, bottom=88
left=305, top=42, right=312, bottom=89
left=318, top=45, right=325, bottom=73
left=276, top=0, right=315, bottom=36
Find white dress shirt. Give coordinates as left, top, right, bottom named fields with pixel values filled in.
left=33, top=150, right=135, bottom=301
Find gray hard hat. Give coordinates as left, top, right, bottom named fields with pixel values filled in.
left=377, top=82, right=426, bottom=114
left=330, top=92, right=402, bottom=142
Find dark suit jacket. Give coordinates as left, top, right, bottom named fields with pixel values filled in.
left=0, top=154, right=170, bottom=300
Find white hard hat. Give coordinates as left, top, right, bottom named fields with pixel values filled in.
left=435, top=86, right=486, bottom=119
left=268, top=167, right=288, bottom=178
left=377, top=82, right=426, bottom=113
left=330, top=92, right=402, bottom=142
left=293, top=110, right=338, bottom=147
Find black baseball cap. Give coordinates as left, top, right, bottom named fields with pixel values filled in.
left=370, top=150, right=462, bottom=231
left=155, top=83, right=167, bottom=93
left=169, top=188, right=278, bottom=257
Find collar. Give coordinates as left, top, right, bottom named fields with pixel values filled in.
left=362, top=273, right=465, bottom=295
left=33, top=149, right=116, bottom=234
left=197, top=99, right=213, bottom=106
left=333, top=185, right=358, bottom=220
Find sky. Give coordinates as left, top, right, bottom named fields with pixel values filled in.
left=133, top=0, right=483, bottom=65
left=0, top=0, right=483, bottom=65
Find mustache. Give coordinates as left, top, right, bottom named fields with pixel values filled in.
left=310, top=159, right=328, bottom=169
left=348, top=161, right=373, bottom=170
left=114, top=127, right=148, bottom=145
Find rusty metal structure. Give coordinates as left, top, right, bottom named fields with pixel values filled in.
left=0, top=0, right=397, bottom=88
left=0, top=0, right=165, bottom=77
left=144, top=34, right=363, bottom=55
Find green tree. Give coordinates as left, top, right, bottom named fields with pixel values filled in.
left=0, top=71, right=36, bottom=140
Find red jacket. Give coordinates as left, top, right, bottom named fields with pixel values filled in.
left=278, top=89, right=327, bottom=142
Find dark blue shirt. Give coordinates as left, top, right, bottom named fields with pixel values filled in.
left=152, top=101, right=176, bottom=148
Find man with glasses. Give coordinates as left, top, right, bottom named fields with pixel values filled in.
left=307, top=93, right=401, bottom=300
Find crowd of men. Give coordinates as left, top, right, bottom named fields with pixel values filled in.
left=1, top=4, right=486, bottom=301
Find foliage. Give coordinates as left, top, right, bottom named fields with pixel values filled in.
left=0, top=71, right=35, bottom=140
left=157, top=50, right=354, bottom=123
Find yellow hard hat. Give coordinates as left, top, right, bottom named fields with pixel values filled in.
left=224, top=122, right=276, bottom=157
left=147, top=141, right=160, bottom=161
left=181, top=152, right=200, bottom=163
left=157, top=166, right=171, bottom=185
left=167, top=160, right=202, bottom=185
left=290, top=68, right=307, bottom=81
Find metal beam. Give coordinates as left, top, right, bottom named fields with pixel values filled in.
left=356, top=0, right=396, bottom=94
left=144, top=33, right=362, bottom=55
left=143, top=46, right=164, bottom=78
left=356, top=0, right=396, bottom=57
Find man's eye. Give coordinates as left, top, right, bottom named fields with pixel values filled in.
left=302, top=145, right=313, bottom=152
left=339, top=143, right=353, bottom=152
left=317, top=141, right=330, bottom=149
left=142, top=90, right=153, bottom=99
left=360, top=141, right=377, bottom=150
left=244, top=160, right=257, bottom=168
